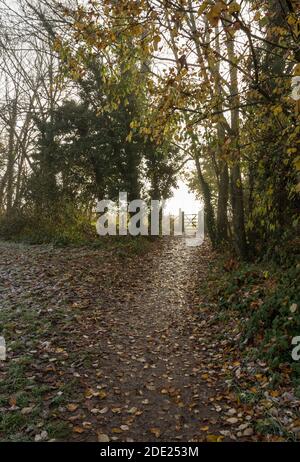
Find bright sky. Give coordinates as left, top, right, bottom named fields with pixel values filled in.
left=165, top=180, right=203, bottom=216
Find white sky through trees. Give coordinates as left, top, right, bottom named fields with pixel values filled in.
left=166, top=179, right=202, bottom=215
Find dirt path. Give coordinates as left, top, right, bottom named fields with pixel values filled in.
left=76, top=238, right=220, bottom=442
left=3, top=237, right=295, bottom=443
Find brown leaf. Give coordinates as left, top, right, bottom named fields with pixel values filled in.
left=73, top=426, right=85, bottom=434
left=149, top=428, right=161, bottom=438
left=9, top=396, right=17, bottom=407
left=67, top=403, right=79, bottom=412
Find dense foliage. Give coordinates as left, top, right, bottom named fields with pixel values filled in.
left=0, top=0, right=298, bottom=254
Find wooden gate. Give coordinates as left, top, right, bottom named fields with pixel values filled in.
left=171, top=212, right=198, bottom=236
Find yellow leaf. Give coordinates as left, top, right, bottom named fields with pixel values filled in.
left=112, top=407, right=121, bottom=413
left=207, top=434, right=224, bottom=442
left=294, top=63, right=300, bottom=76
left=84, top=388, right=107, bottom=399
left=273, top=105, right=283, bottom=116
left=228, top=1, right=241, bottom=15
left=200, top=426, right=209, bottom=432
left=287, top=14, right=297, bottom=26
left=84, top=388, right=96, bottom=399
left=67, top=403, right=79, bottom=412
left=206, top=2, right=226, bottom=27
left=55, top=347, right=65, bottom=353
left=295, top=159, right=300, bottom=171
left=126, top=131, right=133, bottom=142
left=254, top=12, right=261, bottom=21
left=198, top=0, right=210, bottom=15
left=112, top=428, right=123, bottom=434
left=131, top=24, right=143, bottom=35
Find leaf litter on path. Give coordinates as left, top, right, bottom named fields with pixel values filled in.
left=0, top=239, right=298, bottom=442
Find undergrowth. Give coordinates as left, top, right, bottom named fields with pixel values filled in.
left=208, top=243, right=300, bottom=388
left=0, top=210, right=156, bottom=255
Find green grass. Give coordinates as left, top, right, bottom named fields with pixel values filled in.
left=255, top=417, right=296, bottom=440
left=0, top=298, right=80, bottom=441
left=0, top=412, right=27, bottom=435
left=46, top=421, right=72, bottom=440
left=0, top=363, right=29, bottom=393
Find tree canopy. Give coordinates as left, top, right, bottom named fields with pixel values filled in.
left=0, top=0, right=299, bottom=256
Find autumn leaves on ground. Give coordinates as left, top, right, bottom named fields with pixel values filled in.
left=0, top=238, right=299, bottom=442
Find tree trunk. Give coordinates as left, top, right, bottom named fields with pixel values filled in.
left=230, top=164, right=247, bottom=259
left=226, top=24, right=248, bottom=259
left=217, top=162, right=229, bottom=243
left=194, top=154, right=217, bottom=247
left=214, top=27, right=229, bottom=245
left=6, top=98, right=18, bottom=217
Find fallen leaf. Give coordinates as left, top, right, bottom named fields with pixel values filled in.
left=206, top=434, right=224, bottom=442
left=97, top=433, right=110, bottom=442
left=226, top=417, right=238, bottom=424
left=9, top=396, right=17, bottom=407
left=85, top=388, right=97, bottom=399
left=149, top=428, right=161, bottom=438
left=112, top=428, right=123, bottom=434
left=128, top=407, right=138, bottom=414
left=73, top=426, right=85, bottom=434
left=243, top=427, right=254, bottom=436
left=200, top=426, right=209, bottom=432
left=67, top=403, right=79, bottom=412
left=21, top=406, right=34, bottom=415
